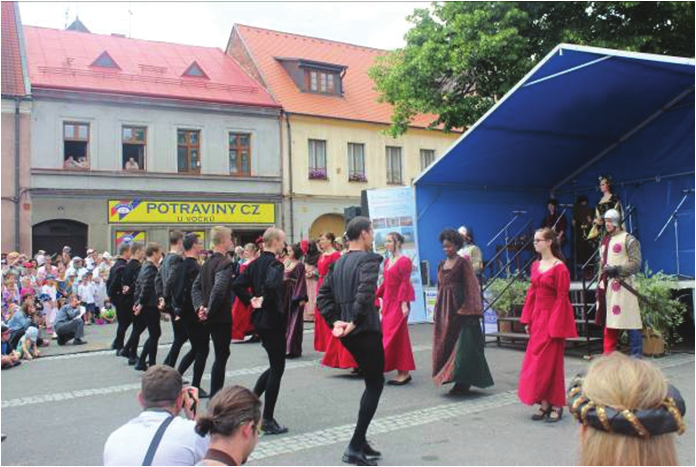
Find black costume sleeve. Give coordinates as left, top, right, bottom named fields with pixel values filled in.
left=232, top=265, right=253, bottom=307
left=207, top=263, right=233, bottom=319
left=352, top=256, right=380, bottom=326
left=317, top=271, right=338, bottom=328
left=191, top=270, right=204, bottom=311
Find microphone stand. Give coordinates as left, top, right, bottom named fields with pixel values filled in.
left=655, top=191, right=693, bottom=278
left=487, top=211, right=525, bottom=274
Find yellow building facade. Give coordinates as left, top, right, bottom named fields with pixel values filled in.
left=283, top=114, right=459, bottom=240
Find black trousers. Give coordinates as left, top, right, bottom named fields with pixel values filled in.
left=123, top=306, right=147, bottom=359
left=177, top=316, right=210, bottom=389
left=254, top=329, right=286, bottom=421
left=208, top=324, right=231, bottom=397
left=163, top=315, right=188, bottom=368
left=138, top=307, right=162, bottom=366
left=112, top=298, right=133, bottom=350
left=341, top=331, right=385, bottom=449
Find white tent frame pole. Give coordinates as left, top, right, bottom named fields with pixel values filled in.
left=551, top=85, right=695, bottom=193
left=523, top=56, right=612, bottom=88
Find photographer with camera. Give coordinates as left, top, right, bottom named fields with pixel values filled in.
left=103, top=365, right=208, bottom=466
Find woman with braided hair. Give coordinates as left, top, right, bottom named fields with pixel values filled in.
left=568, top=352, right=686, bottom=466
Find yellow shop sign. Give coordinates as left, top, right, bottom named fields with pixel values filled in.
left=108, top=199, right=275, bottom=224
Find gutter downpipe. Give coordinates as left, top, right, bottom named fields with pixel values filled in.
left=285, top=111, right=295, bottom=242
left=14, top=97, right=21, bottom=252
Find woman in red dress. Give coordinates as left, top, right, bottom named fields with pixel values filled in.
left=314, top=233, right=340, bottom=352
left=377, top=232, right=416, bottom=385
left=231, top=243, right=258, bottom=342
left=320, top=233, right=358, bottom=370
left=518, top=227, right=578, bottom=422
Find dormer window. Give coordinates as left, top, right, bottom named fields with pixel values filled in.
left=305, top=70, right=339, bottom=94
left=182, top=61, right=209, bottom=79
left=275, top=58, right=345, bottom=96
left=90, top=51, right=120, bottom=69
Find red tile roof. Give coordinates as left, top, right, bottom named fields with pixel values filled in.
left=23, top=26, right=278, bottom=108
left=231, top=24, right=438, bottom=128
left=1, top=2, right=28, bottom=96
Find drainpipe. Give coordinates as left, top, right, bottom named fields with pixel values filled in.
left=14, top=97, right=21, bottom=252
left=285, top=111, right=295, bottom=242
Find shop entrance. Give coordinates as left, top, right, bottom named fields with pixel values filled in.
left=32, top=219, right=88, bottom=257
left=235, top=230, right=266, bottom=248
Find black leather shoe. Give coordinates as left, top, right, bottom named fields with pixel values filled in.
left=386, top=375, right=412, bottom=386
left=197, top=388, right=210, bottom=399
left=449, top=383, right=470, bottom=395
left=72, top=338, right=87, bottom=345
left=127, top=357, right=138, bottom=366
left=362, top=442, right=381, bottom=459
left=261, top=419, right=288, bottom=435
left=134, top=361, right=148, bottom=371
left=117, top=349, right=129, bottom=358
left=342, top=445, right=377, bottom=466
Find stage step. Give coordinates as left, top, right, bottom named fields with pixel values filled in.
left=486, top=332, right=602, bottom=345
left=497, top=316, right=599, bottom=325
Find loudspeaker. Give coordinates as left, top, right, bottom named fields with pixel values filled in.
left=360, top=190, right=370, bottom=218
left=344, top=206, right=362, bottom=225
left=420, top=260, right=430, bottom=286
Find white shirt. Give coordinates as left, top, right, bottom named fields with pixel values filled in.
left=103, top=411, right=208, bottom=466
left=78, top=283, right=95, bottom=304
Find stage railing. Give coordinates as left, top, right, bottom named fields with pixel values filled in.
left=483, top=219, right=534, bottom=282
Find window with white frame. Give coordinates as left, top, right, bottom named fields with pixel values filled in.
left=308, top=139, right=328, bottom=179
left=347, top=143, right=366, bottom=182
left=386, top=146, right=403, bottom=184
left=420, top=149, right=435, bottom=170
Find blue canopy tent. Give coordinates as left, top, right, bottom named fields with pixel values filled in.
left=414, top=44, right=695, bottom=283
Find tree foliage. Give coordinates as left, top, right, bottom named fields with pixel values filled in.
left=370, top=1, right=695, bottom=136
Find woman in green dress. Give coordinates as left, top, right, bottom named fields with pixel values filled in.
left=432, top=229, right=494, bottom=395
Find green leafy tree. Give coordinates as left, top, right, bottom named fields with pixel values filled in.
left=370, top=1, right=695, bottom=136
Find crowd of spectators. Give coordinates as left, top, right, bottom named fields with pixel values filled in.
left=1, top=246, right=115, bottom=368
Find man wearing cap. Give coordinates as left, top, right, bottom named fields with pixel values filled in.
left=597, top=208, right=643, bottom=357
left=1, top=323, right=21, bottom=369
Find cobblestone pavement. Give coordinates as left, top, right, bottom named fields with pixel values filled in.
left=1, top=322, right=693, bottom=466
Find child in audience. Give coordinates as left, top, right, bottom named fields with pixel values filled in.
left=16, top=326, right=40, bottom=360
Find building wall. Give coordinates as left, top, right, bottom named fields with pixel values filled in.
left=31, top=97, right=282, bottom=177
left=1, top=98, right=32, bottom=253
left=28, top=95, right=284, bottom=254
left=287, top=114, right=459, bottom=197
left=281, top=114, right=458, bottom=241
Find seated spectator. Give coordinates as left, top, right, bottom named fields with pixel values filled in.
left=195, top=386, right=262, bottom=466
left=125, top=157, right=140, bottom=170
left=568, top=352, right=686, bottom=466
left=54, top=295, right=87, bottom=346
left=103, top=365, right=207, bottom=466
left=1, top=323, right=21, bottom=369
left=7, top=301, right=37, bottom=348
left=101, top=300, right=116, bottom=324
left=16, top=326, right=40, bottom=360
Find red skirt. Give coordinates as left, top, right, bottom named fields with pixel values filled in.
left=314, top=311, right=332, bottom=352
left=382, top=299, right=416, bottom=372
left=231, top=301, right=254, bottom=340
left=518, top=316, right=567, bottom=407
left=322, top=334, right=358, bottom=369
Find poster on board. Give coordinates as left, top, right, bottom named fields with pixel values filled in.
left=115, top=230, right=147, bottom=248
left=366, top=186, right=428, bottom=323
